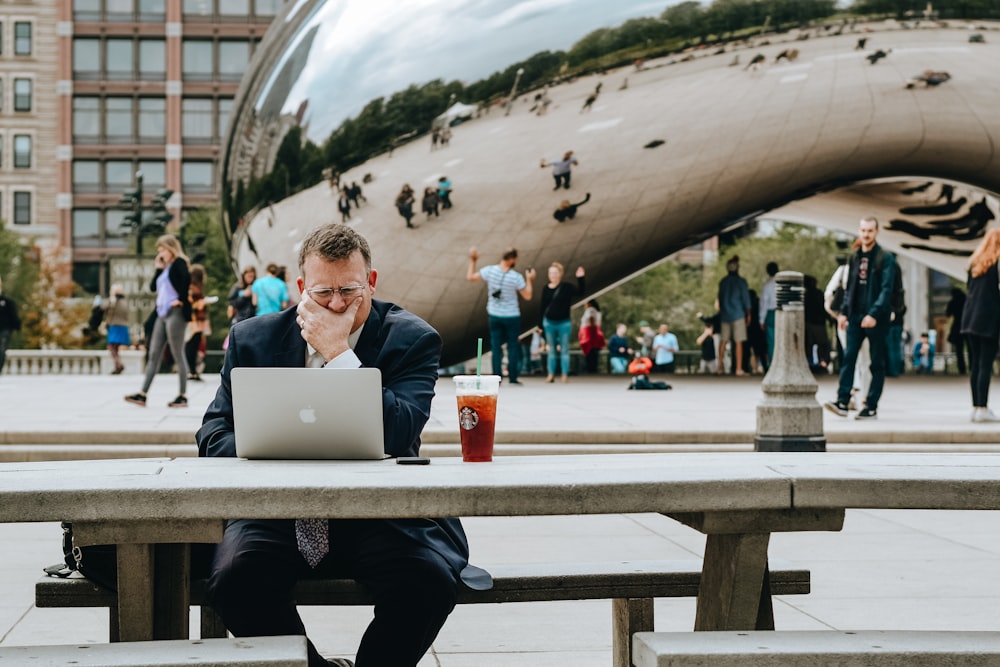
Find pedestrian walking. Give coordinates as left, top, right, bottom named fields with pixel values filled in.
left=824, top=217, right=896, bottom=420
left=960, top=229, right=1000, bottom=422
left=125, top=234, right=192, bottom=408
left=103, top=283, right=130, bottom=374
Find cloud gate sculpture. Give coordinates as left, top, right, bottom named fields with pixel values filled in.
left=222, top=0, right=1000, bottom=365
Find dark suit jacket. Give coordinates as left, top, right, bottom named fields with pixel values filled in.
left=196, top=300, right=477, bottom=582
left=843, top=243, right=895, bottom=325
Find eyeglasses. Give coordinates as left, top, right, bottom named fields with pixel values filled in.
left=306, top=284, right=367, bottom=305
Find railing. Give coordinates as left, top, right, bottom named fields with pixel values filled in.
left=4, top=350, right=145, bottom=375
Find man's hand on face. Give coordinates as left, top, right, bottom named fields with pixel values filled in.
left=297, top=292, right=363, bottom=362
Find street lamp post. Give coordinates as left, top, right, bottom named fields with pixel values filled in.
left=506, top=67, right=525, bottom=116
left=118, top=171, right=145, bottom=255
left=118, top=170, right=174, bottom=256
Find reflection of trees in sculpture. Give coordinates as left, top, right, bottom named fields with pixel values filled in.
left=851, top=0, right=998, bottom=20
left=231, top=0, right=840, bottom=226
left=899, top=196, right=967, bottom=216
left=888, top=199, right=995, bottom=241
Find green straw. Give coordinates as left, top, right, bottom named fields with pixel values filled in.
left=476, top=338, right=483, bottom=389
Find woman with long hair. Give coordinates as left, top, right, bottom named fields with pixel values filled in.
left=125, top=234, right=191, bottom=408
left=960, top=228, right=1000, bottom=422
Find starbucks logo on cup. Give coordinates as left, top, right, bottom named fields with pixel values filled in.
left=459, top=406, right=479, bottom=430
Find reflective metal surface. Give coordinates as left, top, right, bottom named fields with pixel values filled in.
left=222, top=2, right=1000, bottom=364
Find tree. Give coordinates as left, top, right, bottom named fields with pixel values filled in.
left=182, top=207, right=236, bottom=349
left=15, top=245, right=89, bottom=349
left=594, top=224, right=841, bottom=350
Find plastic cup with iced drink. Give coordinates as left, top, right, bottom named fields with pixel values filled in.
left=452, top=375, right=500, bottom=462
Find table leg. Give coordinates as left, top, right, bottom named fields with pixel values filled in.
left=153, top=543, right=190, bottom=639
left=694, top=532, right=770, bottom=631
left=612, top=598, right=653, bottom=667
left=116, top=543, right=154, bottom=641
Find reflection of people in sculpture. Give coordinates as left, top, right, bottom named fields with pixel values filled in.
left=855, top=37, right=867, bottom=50
left=774, top=48, right=798, bottom=63
left=553, top=193, right=591, bottom=222
left=899, top=196, right=966, bottom=216
left=541, top=151, right=578, bottom=190
left=580, top=93, right=597, bottom=113
left=935, top=183, right=955, bottom=204
left=744, top=53, right=765, bottom=71
left=337, top=188, right=351, bottom=222
left=395, top=184, right=415, bottom=229
left=905, top=70, right=950, bottom=88
left=890, top=199, right=995, bottom=242
left=866, top=48, right=890, bottom=64
left=421, top=187, right=439, bottom=219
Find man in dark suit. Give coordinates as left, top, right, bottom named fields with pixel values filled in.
left=197, top=224, right=488, bottom=667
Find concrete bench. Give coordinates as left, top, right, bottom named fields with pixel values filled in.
left=38, top=559, right=809, bottom=667
left=632, top=630, right=1000, bottom=666
left=0, top=635, right=307, bottom=666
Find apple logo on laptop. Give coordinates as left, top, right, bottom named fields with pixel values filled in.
left=299, top=406, right=317, bottom=424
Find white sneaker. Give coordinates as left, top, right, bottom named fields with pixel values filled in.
left=974, top=408, right=1000, bottom=423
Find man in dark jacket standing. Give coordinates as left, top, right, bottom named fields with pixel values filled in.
left=825, top=217, right=896, bottom=420
left=0, top=276, right=21, bottom=373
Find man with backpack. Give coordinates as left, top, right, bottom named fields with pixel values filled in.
left=825, top=217, right=897, bottom=420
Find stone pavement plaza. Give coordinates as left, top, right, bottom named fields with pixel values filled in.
left=2, top=372, right=1000, bottom=665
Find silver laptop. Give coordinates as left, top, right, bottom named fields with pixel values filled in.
left=231, top=367, right=387, bottom=460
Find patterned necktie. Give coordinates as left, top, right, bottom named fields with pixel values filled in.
left=295, top=518, right=329, bottom=568
left=298, top=350, right=330, bottom=566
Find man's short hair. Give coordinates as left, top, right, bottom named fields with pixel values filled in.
left=298, top=224, right=372, bottom=274
left=766, top=261, right=779, bottom=276
left=861, top=216, right=879, bottom=228
left=502, top=248, right=518, bottom=261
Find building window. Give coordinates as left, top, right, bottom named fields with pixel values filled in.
left=0, top=81, right=4, bottom=114
left=255, top=0, right=278, bottom=17
left=139, top=0, right=167, bottom=21
left=218, top=42, right=250, bottom=81
left=182, top=98, right=214, bottom=144
left=138, top=39, right=166, bottom=81
left=0, top=135, right=3, bottom=168
left=105, top=160, right=134, bottom=192
left=138, top=160, right=166, bottom=189
left=73, top=160, right=101, bottom=194
left=183, top=0, right=212, bottom=17
left=105, top=97, right=134, bottom=144
left=13, top=135, right=31, bottom=169
left=73, top=38, right=101, bottom=81
left=183, top=39, right=253, bottom=82
left=106, top=39, right=134, bottom=81
left=13, top=191, right=30, bottom=225
left=107, top=0, right=134, bottom=21
left=182, top=40, right=213, bottom=81
left=13, top=79, right=31, bottom=112
left=73, top=97, right=101, bottom=142
left=138, top=97, right=166, bottom=143
left=218, top=97, right=233, bottom=137
left=14, top=22, right=31, bottom=56
left=182, top=161, right=214, bottom=194
left=73, top=210, right=101, bottom=247
left=220, top=0, right=249, bottom=16
left=73, top=0, right=102, bottom=21
left=73, top=210, right=131, bottom=250
left=0, top=21, right=4, bottom=54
